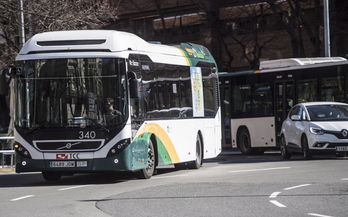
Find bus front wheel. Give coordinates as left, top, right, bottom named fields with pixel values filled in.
left=238, top=128, right=252, bottom=155
left=136, top=140, right=156, bottom=179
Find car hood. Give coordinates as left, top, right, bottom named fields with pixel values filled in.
left=311, top=121, right=348, bottom=131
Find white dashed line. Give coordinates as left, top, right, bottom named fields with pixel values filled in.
left=11, top=195, right=34, bottom=201
left=270, top=200, right=286, bottom=208
left=341, top=178, right=348, bottom=181
left=269, top=192, right=281, bottom=198
left=308, top=213, right=334, bottom=217
left=284, top=184, right=312, bottom=190
left=270, top=184, right=312, bottom=208
left=229, top=167, right=291, bottom=173
left=58, top=185, right=94, bottom=191
left=152, top=174, right=188, bottom=179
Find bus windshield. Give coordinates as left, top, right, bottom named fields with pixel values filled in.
left=15, top=58, right=128, bottom=129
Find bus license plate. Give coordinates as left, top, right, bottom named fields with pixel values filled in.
left=77, top=161, right=87, bottom=167
left=50, top=161, right=75, bottom=168
left=336, top=146, right=348, bottom=151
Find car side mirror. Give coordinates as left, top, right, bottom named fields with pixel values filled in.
left=291, top=115, right=301, bottom=121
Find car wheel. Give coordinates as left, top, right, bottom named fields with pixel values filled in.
left=302, top=135, right=312, bottom=160
left=280, top=135, right=291, bottom=159
left=238, top=128, right=252, bottom=155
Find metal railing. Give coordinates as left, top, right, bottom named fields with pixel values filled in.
left=0, top=136, right=15, bottom=167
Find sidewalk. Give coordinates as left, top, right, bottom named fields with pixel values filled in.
left=0, top=166, right=15, bottom=173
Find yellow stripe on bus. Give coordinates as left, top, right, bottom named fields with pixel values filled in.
left=176, top=47, right=191, bottom=66
left=135, top=123, right=180, bottom=163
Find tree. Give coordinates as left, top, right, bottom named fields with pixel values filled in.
left=0, top=0, right=119, bottom=69
left=266, top=0, right=322, bottom=57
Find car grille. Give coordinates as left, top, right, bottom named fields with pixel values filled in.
left=325, top=131, right=348, bottom=139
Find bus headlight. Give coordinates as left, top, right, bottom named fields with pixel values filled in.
left=14, top=142, right=32, bottom=159
left=107, top=138, right=131, bottom=157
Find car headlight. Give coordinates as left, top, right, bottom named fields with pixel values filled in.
left=309, top=127, right=325, bottom=135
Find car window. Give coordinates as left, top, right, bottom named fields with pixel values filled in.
left=301, top=108, right=307, bottom=120
left=289, top=105, right=300, bottom=117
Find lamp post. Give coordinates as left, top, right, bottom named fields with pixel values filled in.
left=323, top=0, right=330, bottom=57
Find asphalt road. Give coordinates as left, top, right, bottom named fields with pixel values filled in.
left=1, top=148, right=347, bottom=217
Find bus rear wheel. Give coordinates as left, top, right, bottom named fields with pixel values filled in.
left=42, top=171, right=62, bottom=181
left=136, top=140, right=155, bottom=179
left=238, top=128, right=252, bottom=155
left=188, top=134, right=203, bottom=169
left=174, top=134, right=203, bottom=170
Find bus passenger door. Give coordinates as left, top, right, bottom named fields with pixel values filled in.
left=220, top=85, right=231, bottom=147
left=274, top=81, right=294, bottom=143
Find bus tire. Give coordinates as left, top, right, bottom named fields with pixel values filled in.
left=42, top=171, right=62, bottom=181
left=302, top=135, right=312, bottom=160
left=238, top=128, right=252, bottom=155
left=280, top=135, right=291, bottom=159
left=136, top=140, right=156, bottom=179
left=188, top=134, right=203, bottom=169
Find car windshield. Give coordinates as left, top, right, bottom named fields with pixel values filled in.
left=307, top=104, right=348, bottom=121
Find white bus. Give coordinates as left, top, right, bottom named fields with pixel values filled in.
left=6, top=30, right=221, bottom=180
left=219, top=57, right=348, bottom=154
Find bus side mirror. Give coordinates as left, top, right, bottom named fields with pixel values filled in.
left=2, top=68, right=11, bottom=76
left=2, top=67, right=21, bottom=77
left=129, top=78, right=139, bottom=99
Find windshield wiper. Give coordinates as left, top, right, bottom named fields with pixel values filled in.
left=69, top=117, right=110, bottom=134
left=26, top=122, right=49, bottom=135
left=85, top=118, right=110, bottom=134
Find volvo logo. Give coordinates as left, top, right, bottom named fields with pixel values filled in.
left=341, top=129, right=348, bottom=138
left=57, top=142, right=82, bottom=150
left=66, top=143, right=72, bottom=149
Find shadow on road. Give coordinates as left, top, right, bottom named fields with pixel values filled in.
left=0, top=147, right=345, bottom=188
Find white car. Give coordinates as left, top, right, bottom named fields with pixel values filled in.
left=280, top=102, right=348, bottom=159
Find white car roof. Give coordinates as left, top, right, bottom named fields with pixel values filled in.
left=298, top=102, right=348, bottom=107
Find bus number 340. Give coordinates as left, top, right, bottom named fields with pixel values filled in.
left=79, top=131, right=96, bottom=139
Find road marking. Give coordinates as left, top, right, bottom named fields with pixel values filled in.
left=152, top=174, right=188, bottom=179
left=11, top=195, right=34, bottom=201
left=342, top=178, right=348, bottom=181
left=229, top=167, right=291, bottom=173
left=308, top=213, right=334, bottom=217
left=58, top=185, right=94, bottom=191
left=284, top=184, right=311, bottom=190
left=269, top=192, right=281, bottom=198
left=270, top=200, right=286, bottom=207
